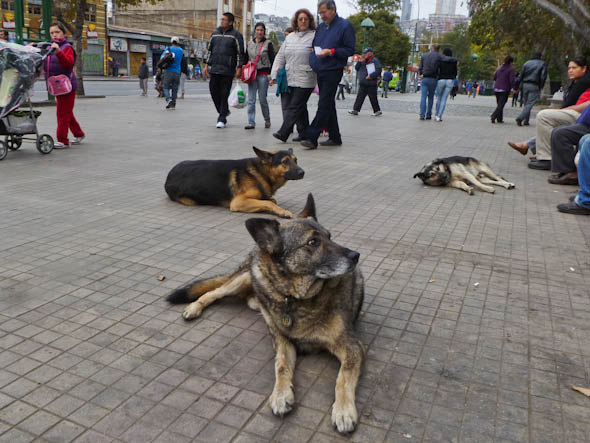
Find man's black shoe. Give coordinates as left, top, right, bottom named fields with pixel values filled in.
left=319, top=139, right=342, bottom=147
left=300, top=139, right=317, bottom=150
left=516, top=118, right=522, bottom=126
left=425, top=116, right=432, bottom=120
left=272, top=132, right=287, bottom=142
left=523, top=121, right=530, bottom=126
left=528, top=160, right=551, bottom=170
left=166, top=102, right=173, bottom=109
left=557, top=201, right=590, bottom=215
left=292, top=135, right=304, bottom=142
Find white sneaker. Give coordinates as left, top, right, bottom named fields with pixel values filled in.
left=71, top=136, right=85, bottom=145
left=373, top=110, right=383, bottom=116
left=435, top=116, right=441, bottom=122
left=216, top=122, right=225, bottom=129
left=54, top=142, right=69, bottom=149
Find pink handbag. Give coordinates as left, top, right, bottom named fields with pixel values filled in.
left=47, top=74, right=73, bottom=96
left=241, top=41, right=265, bottom=84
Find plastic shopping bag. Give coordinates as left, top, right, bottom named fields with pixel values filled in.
left=228, top=83, right=246, bottom=108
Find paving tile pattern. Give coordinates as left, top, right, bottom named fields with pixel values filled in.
left=0, top=94, right=589, bottom=442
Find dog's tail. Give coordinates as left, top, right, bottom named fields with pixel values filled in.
left=166, top=274, right=234, bottom=304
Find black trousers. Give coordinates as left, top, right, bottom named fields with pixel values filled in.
left=305, top=70, right=342, bottom=144
left=336, top=84, right=345, bottom=100
left=278, top=87, right=313, bottom=138
left=209, top=74, right=234, bottom=123
left=491, top=91, right=509, bottom=122
left=551, top=123, right=590, bottom=173
left=353, top=83, right=380, bottom=113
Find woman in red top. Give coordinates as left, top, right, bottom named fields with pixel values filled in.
left=47, top=22, right=85, bottom=148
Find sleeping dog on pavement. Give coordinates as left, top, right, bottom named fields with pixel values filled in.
left=166, top=194, right=365, bottom=434
left=414, top=156, right=515, bottom=195
left=165, top=147, right=304, bottom=218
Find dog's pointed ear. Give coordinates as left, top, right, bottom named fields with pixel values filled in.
left=252, top=146, right=272, bottom=162
left=245, top=218, right=282, bottom=254
left=297, top=193, right=317, bottom=221
left=413, top=172, right=424, bottom=179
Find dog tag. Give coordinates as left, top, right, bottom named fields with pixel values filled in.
left=281, top=313, right=293, bottom=328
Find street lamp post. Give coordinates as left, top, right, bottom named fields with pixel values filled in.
left=360, top=17, right=375, bottom=50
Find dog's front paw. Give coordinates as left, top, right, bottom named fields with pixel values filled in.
left=506, top=182, right=516, bottom=189
left=484, top=186, right=495, bottom=193
left=182, top=302, right=203, bottom=320
left=269, top=385, right=294, bottom=417
left=332, top=400, right=358, bottom=434
left=468, top=187, right=474, bottom=195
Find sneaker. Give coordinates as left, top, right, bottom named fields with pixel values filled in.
left=216, top=122, right=225, bottom=129
left=435, top=116, right=441, bottom=122
left=557, top=201, right=590, bottom=215
left=348, top=110, right=358, bottom=115
left=71, top=136, right=85, bottom=145
left=54, top=142, right=69, bottom=149
left=373, top=110, right=382, bottom=116
left=166, top=101, right=172, bottom=109
left=425, top=116, right=432, bottom=120
left=244, top=125, right=255, bottom=130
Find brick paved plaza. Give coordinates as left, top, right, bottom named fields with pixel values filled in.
left=1, top=92, right=590, bottom=442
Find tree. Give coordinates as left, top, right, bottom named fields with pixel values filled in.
left=54, top=0, right=163, bottom=96
left=532, top=0, right=590, bottom=48
left=356, top=0, right=400, bottom=15
left=347, top=11, right=410, bottom=70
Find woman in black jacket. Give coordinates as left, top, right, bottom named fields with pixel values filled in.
left=434, top=48, right=457, bottom=122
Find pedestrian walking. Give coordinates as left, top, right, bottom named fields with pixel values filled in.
left=490, top=55, right=515, bottom=124
left=204, top=12, right=245, bottom=129
left=434, top=47, right=457, bottom=122
left=465, top=79, right=472, bottom=96
left=138, top=56, right=149, bottom=96
left=270, top=9, right=316, bottom=142
left=244, top=22, right=275, bottom=129
left=381, top=67, right=393, bottom=98
left=348, top=47, right=382, bottom=116
left=512, top=72, right=520, bottom=107
left=160, top=37, right=184, bottom=110
left=471, top=81, right=478, bottom=98
left=113, top=60, right=120, bottom=77
left=300, top=0, right=355, bottom=150
left=516, top=52, right=547, bottom=126
left=45, top=22, right=85, bottom=149
left=337, top=70, right=348, bottom=100
left=418, top=44, right=455, bottom=120
left=180, top=56, right=188, bottom=99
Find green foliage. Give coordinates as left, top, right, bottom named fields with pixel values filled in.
left=347, top=11, right=410, bottom=70
left=356, top=0, right=400, bottom=15
left=268, top=31, right=279, bottom=48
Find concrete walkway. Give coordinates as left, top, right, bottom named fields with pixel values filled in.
left=0, top=92, right=589, bottom=443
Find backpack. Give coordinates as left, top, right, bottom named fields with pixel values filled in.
left=157, top=50, right=174, bottom=70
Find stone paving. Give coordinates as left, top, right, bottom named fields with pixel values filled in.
left=1, top=91, right=590, bottom=443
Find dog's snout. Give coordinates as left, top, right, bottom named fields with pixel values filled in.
left=345, top=249, right=360, bottom=264
left=296, top=168, right=305, bottom=179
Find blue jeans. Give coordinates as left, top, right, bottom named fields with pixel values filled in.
left=247, top=74, right=270, bottom=126
left=435, top=79, right=454, bottom=118
left=419, top=77, right=437, bottom=119
left=575, top=134, right=590, bottom=209
left=163, top=71, right=180, bottom=104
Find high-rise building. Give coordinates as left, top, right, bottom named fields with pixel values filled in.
left=401, top=0, right=412, bottom=22
left=435, top=0, right=456, bottom=15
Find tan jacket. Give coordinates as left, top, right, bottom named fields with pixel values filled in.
left=271, top=30, right=316, bottom=89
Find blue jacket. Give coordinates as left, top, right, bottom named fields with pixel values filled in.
left=355, top=55, right=382, bottom=86
left=309, top=15, right=355, bottom=73
left=161, top=46, right=184, bottom=73
left=382, top=70, right=393, bottom=83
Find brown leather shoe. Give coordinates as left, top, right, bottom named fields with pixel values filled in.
left=508, top=141, right=528, bottom=156
left=548, top=173, right=578, bottom=185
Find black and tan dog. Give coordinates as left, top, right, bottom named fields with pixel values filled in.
left=164, top=147, right=304, bottom=218
left=166, top=194, right=365, bottom=434
left=414, top=156, right=515, bottom=195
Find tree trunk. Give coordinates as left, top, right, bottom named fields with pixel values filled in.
left=74, top=0, right=86, bottom=96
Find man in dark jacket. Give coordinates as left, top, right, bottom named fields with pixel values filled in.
left=382, top=67, right=393, bottom=98
left=419, top=44, right=444, bottom=120
left=138, top=57, right=149, bottom=96
left=204, top=12, right=245, bottom=128
left=300, top=0, right=355, bottom=150
left=349, top=47, right=382, bottom=116
left=516, top=52, right=547, bottom=126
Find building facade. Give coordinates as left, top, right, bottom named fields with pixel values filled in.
left=111, top=0, right=254, bottom=75
left=0, top=0, right=108, bottom=76
left=401, top=0, right=412, bottom=23
left=435, top=0, right=456, bottom=15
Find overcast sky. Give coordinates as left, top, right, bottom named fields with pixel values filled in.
left=254, top=0, right=469, bottom=20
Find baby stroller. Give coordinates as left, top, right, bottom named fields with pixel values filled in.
left=0, top=42, right=54, bottom=161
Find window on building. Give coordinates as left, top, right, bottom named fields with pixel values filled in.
left=1, top=1, right=14, bottom=10
left=85, top=4, right=96, bottom=22
left=27, top=2, right=41, bottom=15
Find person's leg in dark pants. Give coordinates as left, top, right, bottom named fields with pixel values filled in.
left=367, top=85, right=380, bottom=113
left=169, top=72, right=180, bottom=107
left=337, top=85, right=345, bottom=100
left=305, top=70, right=342, bottom=147
left=550, top=123, right=590, bottom=174
left=426, top=78, right=436, bottom=118
left=210, top=75, right=234, bottom=123
left=209, top=74, right=223, bottom=117
left=295, top=99, right=309, bottom=139
left=353, top=84, right=368, bottom=112
left=280, top=92, right=292, bottom=124
left=491, top=91, right=508, bottom=122
left=275, top=87, right=313, bottom=140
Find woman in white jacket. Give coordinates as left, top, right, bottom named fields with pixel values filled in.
left=270, top=9, right=316, bottom=142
